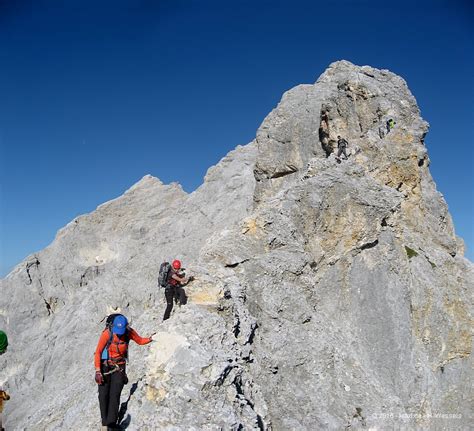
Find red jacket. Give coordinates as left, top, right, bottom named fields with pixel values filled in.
left=168, top=268, right=186, bottom=286
left=94, top=328, right=151, bottom=370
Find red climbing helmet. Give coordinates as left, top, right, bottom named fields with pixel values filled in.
left=172, top=259, right=181, bottom=270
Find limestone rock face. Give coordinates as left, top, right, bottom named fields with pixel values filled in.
left=1, top=61, right=472, bottom=430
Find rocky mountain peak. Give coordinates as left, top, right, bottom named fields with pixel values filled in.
left=0, top=61, right=472, bottom=430
left=125, top=174, right=165, bottom=193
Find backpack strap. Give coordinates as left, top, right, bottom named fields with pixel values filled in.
left=101, top=328, right=114, bottom=360
left=103, top=329, right=130, bottom=363
left=165, top=265, right=173, bottom=285
left=106, top=328, right=114, bottom=352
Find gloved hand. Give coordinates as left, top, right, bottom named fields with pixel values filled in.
left=95, top=371, right=104, bottom=385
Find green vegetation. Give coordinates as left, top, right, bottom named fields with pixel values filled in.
left=405, top=246, right=419, bottom=259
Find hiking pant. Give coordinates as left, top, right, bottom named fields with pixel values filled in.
left=379, top=126, right=385, bottom=139
left=337, top=146, right=348, bottom=159
left=164, top=284, right=188, bottom=320
left=175, top=286, right=187, bottom=305
left=98, top=363, right=126, bottom=426
left=163, top=286, right=176, bottom=320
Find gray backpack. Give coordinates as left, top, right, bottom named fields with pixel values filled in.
left=158, top=262, right=171, bottom=288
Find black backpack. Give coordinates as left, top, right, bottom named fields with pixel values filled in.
left=158, top=262, right=172, bottom=288
left=338, top=138, right=348, bottom=148
left=101, top=314, right=130, bottom=361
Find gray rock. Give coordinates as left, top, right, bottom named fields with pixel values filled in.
left=1, top=61, right=472, bottom=430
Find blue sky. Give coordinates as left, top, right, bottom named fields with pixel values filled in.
left=0, top=0, right=472, bottom=276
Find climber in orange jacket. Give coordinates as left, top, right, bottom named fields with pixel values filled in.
left=94, top=315, right=153, bottom=430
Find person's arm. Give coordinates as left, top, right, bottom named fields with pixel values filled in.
left=171, top=273, right=187, bottom=285
left=129, top=328, right=152, bottom=345
left=94, top=330, right=110, bottom=371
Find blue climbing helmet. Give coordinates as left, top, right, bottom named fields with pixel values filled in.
left=112, top=315, right=128, bottom=335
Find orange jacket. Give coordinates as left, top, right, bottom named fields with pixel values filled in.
left=94, top=328, right=151, bottom=370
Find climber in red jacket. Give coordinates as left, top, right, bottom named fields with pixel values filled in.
left=94, top=315, right=153, bottom=430
left=163, top=259, right=192, bottom=321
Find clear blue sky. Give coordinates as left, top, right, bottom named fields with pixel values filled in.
left=0, top=0, right=472, bottom=276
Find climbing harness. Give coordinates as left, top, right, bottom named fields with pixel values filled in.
left=102, top=363, right=121, bottom=376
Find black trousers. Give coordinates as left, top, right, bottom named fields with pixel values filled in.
left=163, top=287, right=175, bottom=321
left=163, top=286, right=187, bottom=320
left=175, top=286, right=186, bottom=305
left=337, top=146, right=348, bottom=159
left=98, top=364, right=126, bottom=426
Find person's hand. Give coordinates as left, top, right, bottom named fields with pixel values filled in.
left=95, top=371, right=104, bottom=385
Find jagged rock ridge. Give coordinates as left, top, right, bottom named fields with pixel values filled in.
left=0, top=61, right=472, bottom=430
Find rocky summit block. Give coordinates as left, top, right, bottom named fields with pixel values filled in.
left=1, top=61, right=472, bottom=430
